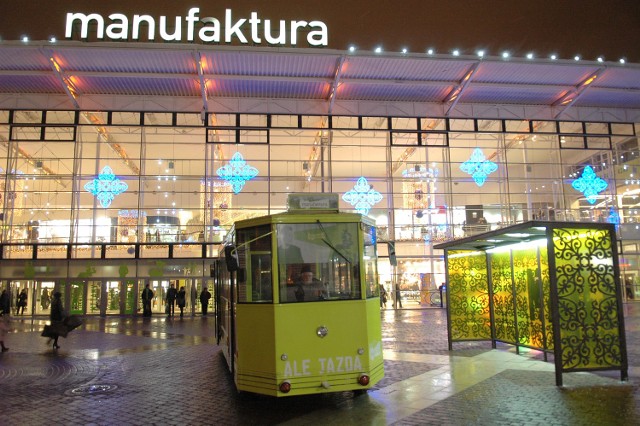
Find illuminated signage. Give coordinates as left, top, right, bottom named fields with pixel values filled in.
left=65, top=7, right=328, bottom=47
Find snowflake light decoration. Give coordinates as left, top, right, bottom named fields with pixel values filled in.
left=216, top=152, right=259, bottom=194
left=460, top=148, right=498, bottom=187
left=84, top=166, right=128, bottom=208
left=571, top=165, right=608, bottom=204
left=607, top=207, right=620, bottom=231
left=342, top=176, right=383, bottom=215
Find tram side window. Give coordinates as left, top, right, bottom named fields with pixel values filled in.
left=236, top=225, right=273, bottom=303
left=363, top=224, right=379, bottom=298
left=277, top=222, right=361, bottom=303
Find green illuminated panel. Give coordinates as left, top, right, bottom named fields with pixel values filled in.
left=512, top=247, right=544, bottom=348
left=448, top=250, right=491, bottom=341
left=490, top=251, right=516, bottom=344
left=552, top=228, right=622, bottom=369
left=540, top=247, right=553, bottom=351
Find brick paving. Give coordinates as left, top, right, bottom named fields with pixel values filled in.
left=0, top=305, right=638, bottom=425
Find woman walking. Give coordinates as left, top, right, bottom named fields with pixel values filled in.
left=49, top=292, right=64, bottom=349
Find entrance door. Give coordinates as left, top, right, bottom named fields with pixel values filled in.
left=149, top=280, right=170, bottom=314
left=123, top=280, right=136, bottom=314
left=34, top=281, right=56, bottom=316
left=106, top=281, right=121, bottom=314
left=87, top=281, right=103, bottom=315
left=9, top=280, right=34, bottom=316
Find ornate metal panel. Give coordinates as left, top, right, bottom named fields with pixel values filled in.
left=490, top=251, right=516, bottom=344
left=447, top=250, right=491, bottom=341
left=540, top=247, right=553, bottom=351
left=512, top=247, right=544, bottom=348
left=551, top=228, right=624, bottom=371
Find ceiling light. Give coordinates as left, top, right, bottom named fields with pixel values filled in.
left=619, top=58, right=626, bottom=64
left=597, top=56, right=604, bottom=62
left=452, top=49, right=460, bottom=56
left=374, top=46, right=382, bottom=53
left=427, top=48, right=434, bottom=55
left=49, top=37, right=57, bottom=43
left=526, top=52, right=534, bottom=59
left=401, top=48, right=408, bottom=54
left=502, top=51, right=510, bottom=58
left=574, top=55, right=580, bottom=61
left=348, top=45, right=356, bottom=52
left=477, top=50, right=485, bottom=58
left=550, top=54, right=557, bottom=60
left=21, top=36, right=29, bottom=42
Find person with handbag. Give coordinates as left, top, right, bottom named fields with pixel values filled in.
left=200, top=287, right=211, bottom=316
left=141, top=283, right=154, bottom=317
left=176, top=286, right=186, bottom=318
left=47, top=292, right=64, bottom=349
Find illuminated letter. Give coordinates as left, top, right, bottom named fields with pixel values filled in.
left=284, top=361, right=293, bottom=377
left=319, top=358, right=326, bottom=374
left=106, top=14, right=128, bottom=40
left=249, top=12, right=261, bottom=43
left=225, top=9, right=247, bottom=43
left=66, top=13, right=105, bottom=39
left=159, top=15, right=181, bottom=41
left=132, top=15, right=155, bottom=40
left=264, top=19, right=286, bottom=45
left=185, top=8, right=200, bottom=42
left=354, top=356, right=362, bottom=371
left=302, top=359, right=310, bottom=375
left=307, top=21, right=328, bottom=46
left=200, top=18, right=221, bottom=42
left=290, top=20, right=307, bottom=45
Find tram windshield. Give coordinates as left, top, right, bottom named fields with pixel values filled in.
left=277, top=222, right=361, bottom=303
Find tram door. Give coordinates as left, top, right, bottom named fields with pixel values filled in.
left=69, top=281, right=86, bottom=315
left=34, top=281, right=56, bottom=315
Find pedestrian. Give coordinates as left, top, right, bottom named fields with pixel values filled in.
left=176, top=286, right=186, bottom=318
left=0, top=313, right=10, bottom=352
left=190, top=285, right=197, bottom=316
left=395, top=284, right=403, bottom=309
left=200, top=287, right=211, bottom=316
left=41, top=288, right=51, bottom=310
left=17, top=288, right=28, bottom=315
left=49, top=292, right=64, bottom=349
left=379, top=284, right=387, bottom=308
left=0, top=289, right=10, bottom=315
left=141, top=283, right=154, bottom=317
left=165, top=282, right=177, bottom=317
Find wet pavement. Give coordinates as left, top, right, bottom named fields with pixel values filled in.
left=0, top=304, right=639, bottom=425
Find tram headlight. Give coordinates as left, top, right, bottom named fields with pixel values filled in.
left=358, top=374, right=370, bottom=386
left=279, top=381, right=292, bottom=393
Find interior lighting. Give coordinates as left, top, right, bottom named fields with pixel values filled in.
left=460, top=148, right=498, bottom=187
left=574, top=55, right=580, bottom=61
left=49, top=37, right=57, bottom=43
left=84, top=166, right=129, bottom=208
left=348, top=45, right=356, bottom=52
left=21, top=36, right=29, bottom=42
left=597, top=57, right=604, bottom=63
left=619, top=58, right=626, bottom=64
left=526, top=52, right=534, bottom=59
left=452, top=49, right=460, bottom=56
left=401, top=48, right=408, bottom=54
left=477, top=50, right=485, bottom=58
left=550, top=54, right=557, bottom=60
left=502, top=51, right=510, bottom=58
left=374, top=46, right=382, bottom=53
left=342, top=176, right=383, bottom=215
left=427, top=48, right=434, bottom=55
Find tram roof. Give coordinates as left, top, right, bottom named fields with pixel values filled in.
left=0, top=42, right=639, bottom=114
left=231, top=211, right=372, bottom=229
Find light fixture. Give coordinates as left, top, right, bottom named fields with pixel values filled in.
left=502, top=51, right=510, bottom=59
left=574, top=55, right=580, bottom=61
left=374, top=46, right=382, bottom=53
left=427, top=48, right=434, bottom=55
left=526, top=52, right=534, bottom=59
left=550, top=54, right=557, bottom=60
left=452, top=49, right=460, bottom=56
left=619, top=58, right=626, bottom=64
left=21, top=36, right=29, bottom=42
left=597, top=56, right=604, bottom=63
left=216, top=152, right=259, bottom=194
left=84, top=166, right=129, bottom=208
left=49, top=37, right=56, bottom=43
left=348, top=45, right=356, bottom=52
left=460, top=148, right=498, bottom=187
left=401, top=48, right=408, bottom=54
left=342, top=177, right=383, bottom=215
left=477, top=50, right=485, bottom=58
left=571, top=165, right=608, bottom=204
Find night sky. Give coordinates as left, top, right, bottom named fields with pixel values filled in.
left=1, top=0, right=638, bottom=62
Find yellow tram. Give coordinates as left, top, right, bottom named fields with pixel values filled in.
left=215, top=193, right=384, bottom=397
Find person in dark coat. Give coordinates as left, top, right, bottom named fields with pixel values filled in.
left=176, top=286, right=186, bottom=318
left=0, top=290, right=10, bottom=315
left=49, top=292, right=64, bottom=349
left=165, top=283, right=177, bottom=317
left=17, top=289, right=28, bottom=315
left=141, top=283, right=154, bottom=317
left=200, top=287, right=211, bottom=316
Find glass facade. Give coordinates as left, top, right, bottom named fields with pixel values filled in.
left=0, top=110, right=639, bottom=314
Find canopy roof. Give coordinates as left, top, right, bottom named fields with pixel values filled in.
left=0, top=42, right=639, bottom=115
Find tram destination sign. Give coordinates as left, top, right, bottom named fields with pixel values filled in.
left=65, top=7, right=328, bottom=47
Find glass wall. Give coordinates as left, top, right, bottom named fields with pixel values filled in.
left=0, top=111, right=638, bottom=301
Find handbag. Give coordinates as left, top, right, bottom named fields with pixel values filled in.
left=165, top=303, right=170, bottom=314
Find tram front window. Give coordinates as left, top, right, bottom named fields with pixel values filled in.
left=277, top=222, right=361, bottom=303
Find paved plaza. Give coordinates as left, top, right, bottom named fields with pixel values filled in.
left=0, top=304, right=639, bottom=425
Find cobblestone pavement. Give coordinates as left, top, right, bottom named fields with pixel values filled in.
left=0, top=304, right=638, bottom=425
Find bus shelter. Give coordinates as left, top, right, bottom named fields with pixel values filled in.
left=434, top=221, right=628, bottom=386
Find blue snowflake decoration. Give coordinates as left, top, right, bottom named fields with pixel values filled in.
left=84, top=166, right=128, bottom=208
left=571, top=166, right=608, bottom=204
left=342, top=176, right=383, bottom=215
left=606, top=207, right=620, bottom=231
left=460, top=148, right=498, bottom=187
left=216, top=152, right=259, bottom=194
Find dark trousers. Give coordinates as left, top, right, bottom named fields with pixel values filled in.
left=201, top=303, right=208, bottom=316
